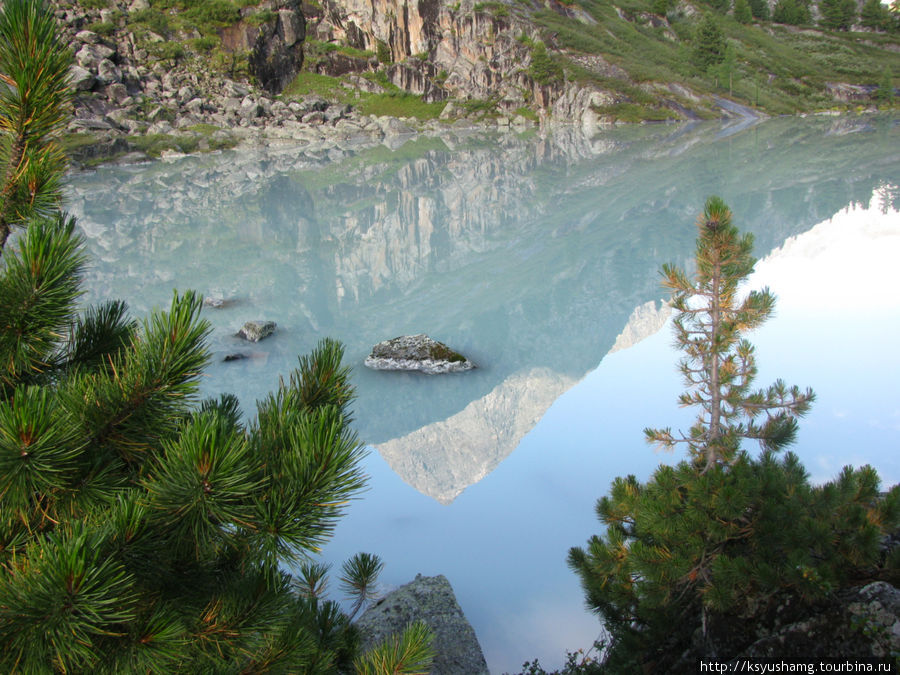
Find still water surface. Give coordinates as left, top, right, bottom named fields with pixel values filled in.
left=67, top=115, right=900, bottom=673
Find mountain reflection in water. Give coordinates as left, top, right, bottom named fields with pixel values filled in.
left=68, top=115, right=900, bottom=673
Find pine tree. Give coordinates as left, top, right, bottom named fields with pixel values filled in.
left=646, top=197, right=813, bottom=472
left=876, top=67, right=895, bottom=105
left=861, top=0, right=891, bottom=29
left=749, top=0, right=770, bottom=21
left=0, top=1, right=434, bottom=671
left=568, top=198, right=900, bottom=672
left=693, top=14, right=727, bottom=69
left=0, top=0, right=72, bottom=252
left=773, top=0, right=812, bottom=23
left=819, top=0, right=857, bottom=30
left=734, top=0, right=754, bottom=23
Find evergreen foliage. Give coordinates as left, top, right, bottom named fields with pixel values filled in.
left=693, top=14, right=727, bottom=69
left=734, top=0, right=753, bottom=24
left=529, top=41, right=565, bottom=86
left=568, top=198, right=900, bottom=672
left=0, top=0, right=73, bottom=251
left=876, top=67, right=895, bottom=105
left=0, top=1, right=435, bottom=671
left=861, top=0, right=893, bottom=30
left=646, top=197, right=814, bottom=472
left=819, top=0, right=857, bottom=30
left=773, top=0, right=812, bottom=24
left=748, top=0, right=771, bottom=21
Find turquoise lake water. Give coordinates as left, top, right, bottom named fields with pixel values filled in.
left=67, top=114, right=900, bottom=673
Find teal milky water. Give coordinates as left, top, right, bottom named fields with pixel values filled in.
left=67, top=115, right=900, bottom=673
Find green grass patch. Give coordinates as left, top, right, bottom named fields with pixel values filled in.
left=60, top=132, right=102, bottom=155
left=355, top=92, right=446, bottom=120
left=513, top=106, right=539, bottom=121
left=282, top=72, right=349, bottom=100
left=593, top=102, right=679, bottom=122
left=529, top=0, right=899, bottom=116
left=246, top=9, right=277, bottom=25
left=87, top=21, right=116, bottom=36
left=474, top=1, right=510, bottom=17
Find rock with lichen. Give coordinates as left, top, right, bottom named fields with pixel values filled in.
left=364, top=334, right=475, bottom=375
left=356, top=574, right=489, bottom=675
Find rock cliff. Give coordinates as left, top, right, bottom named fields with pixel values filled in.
left=52, top=0, right=740, bottom=158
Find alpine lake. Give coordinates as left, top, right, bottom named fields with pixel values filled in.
left=67, top=114, right=900, bottom=673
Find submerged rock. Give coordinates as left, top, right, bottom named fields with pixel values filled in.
left=236, top=320, right=276, bottom=342
left=356, top=574, right=489, bottom=675
left=364, top=334, right=475, bottom=375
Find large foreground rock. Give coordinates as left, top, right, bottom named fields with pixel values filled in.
left=356, top=574, right=489, bottom=675
left=364, top=334, right=475, bottom=374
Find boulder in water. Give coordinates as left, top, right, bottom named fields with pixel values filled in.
left=364, top=334, right=475, bottom=375
left=237, top=320, right=276, bottom=342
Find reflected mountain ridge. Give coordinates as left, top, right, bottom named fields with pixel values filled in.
left=67, top=115, right=900, bottom=501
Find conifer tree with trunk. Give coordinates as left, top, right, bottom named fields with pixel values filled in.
left=0, top=1, right=433, bottom=672
left=568, top=198, right=900, bottom=672
left=645, top=196, right=813, bottom=472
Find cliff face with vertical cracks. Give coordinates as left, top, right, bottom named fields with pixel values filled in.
left=304, top=0, right=626, bottom=128
left=249, top=1, right=307, bottom=94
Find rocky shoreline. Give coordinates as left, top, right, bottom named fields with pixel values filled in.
left=58, top=0, right=543, bottom=168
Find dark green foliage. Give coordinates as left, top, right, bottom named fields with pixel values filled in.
left=0, top=2, right=435, bottom=671
left=183, top=0, right=240, bottom=26
left=652, top=0, right=671, bottom=16
left=819, top=0, right=857, bottom=30
left=861, top=0, right=892, bottom=30
left=569, top=455, right=899, bottom=671
left=693, top=14, right=727, bottom=68
left=569, top=198, right=898, bottom=671
left=749, top=0, right=770, bottom=20
left=773, top=0, right=812, bottom=24
left=0, top=0, right=73, bottom=250
left=529, top=40, right=565, bottom=85
left=0, top=213, right=433, bottom=673
left=734, top=0, right=753, bottom=23
left=376, top=39, right=392, bottom=64
left=876, top=67, right=895, bottom=104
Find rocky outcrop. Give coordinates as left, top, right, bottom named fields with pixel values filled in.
left=364, top=335, right=476, bottom=374
left=309, top=0, right=619, bottom=126
left=356, top=574, right=489, bottom=675
left=248, top=2, right=306, bottom=94
left=237, top=320, right=277, bottom=342
left=681, top=582, right=900, bottom=668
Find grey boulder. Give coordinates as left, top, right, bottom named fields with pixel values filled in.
left=236, top=320, right=276, bottom=342
left=356, top=574, right=489, bottom=675
left=364, top=334, right=475, bottom=375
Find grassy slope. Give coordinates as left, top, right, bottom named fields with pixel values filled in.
left=529, top=0, right=900, bottom=117
left=68, top=0, right=900, bottom=121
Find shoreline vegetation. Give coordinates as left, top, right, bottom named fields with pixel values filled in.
left=50, top=0, right=898, bottom=167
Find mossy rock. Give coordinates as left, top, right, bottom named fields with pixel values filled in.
left=364, top=334, right=476, bottom=375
